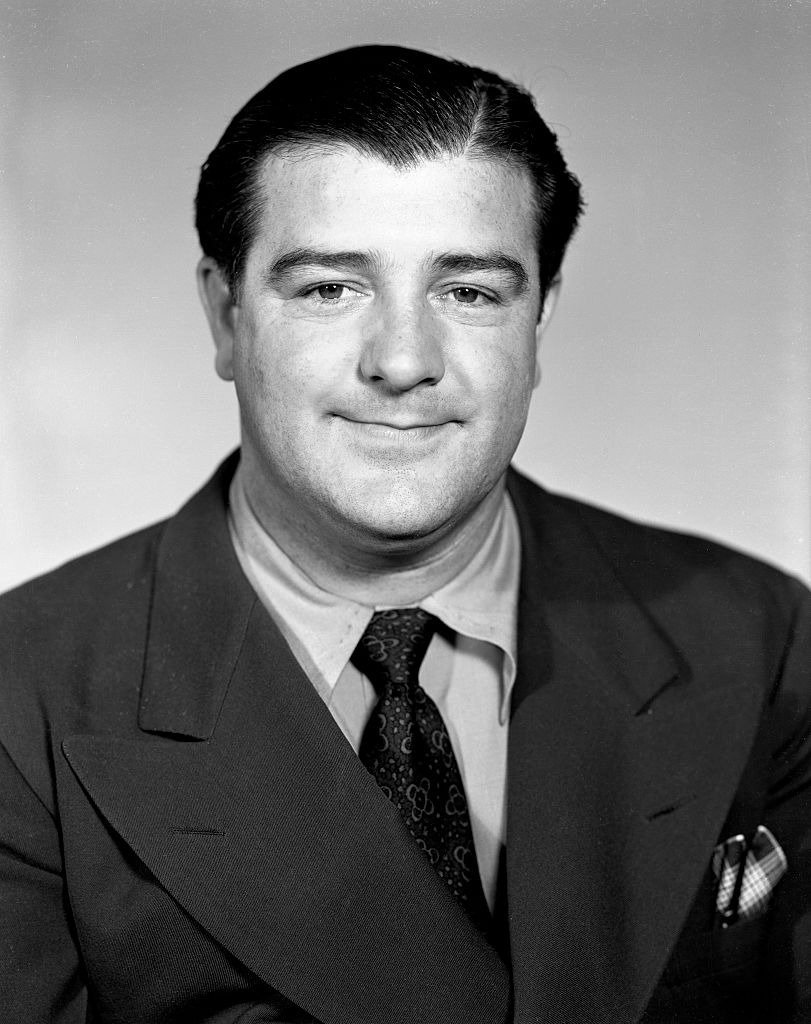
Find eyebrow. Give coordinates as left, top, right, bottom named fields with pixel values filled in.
left=431, top=252, right=529, bottom=292
left=263, top=248, right=379, bottom=284
left=262, top=246, right=530, bottom=292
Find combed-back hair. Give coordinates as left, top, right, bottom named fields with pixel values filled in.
left=195, top=45, right=583, bottom=299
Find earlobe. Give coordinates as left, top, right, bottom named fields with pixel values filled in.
left=538, top=277, right=561, bottom=333
left=533, top=277, right=561, bottom=388
left=196, top=257, right=238, bottom=382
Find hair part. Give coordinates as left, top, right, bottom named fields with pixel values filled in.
left=195, top=45, right=583, bottom=301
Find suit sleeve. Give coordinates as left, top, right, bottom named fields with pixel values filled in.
left=763, top=581, right=811, bottom=1021
left=0, top=738, right=88, bottom=1023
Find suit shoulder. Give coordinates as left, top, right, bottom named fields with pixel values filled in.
left=0, top=519, right=167, bottom=628
left=568, top=493, right=802, bottom=598
left=0, top=519, right=169, bottom=702
left=509, top=468, right=809, bottom=618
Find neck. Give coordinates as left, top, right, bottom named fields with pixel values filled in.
left=237, top=463, right=507, bottom=607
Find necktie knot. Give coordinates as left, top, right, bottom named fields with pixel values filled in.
left=352, top=608, right=438, bottom=695
left=353, top=605, right=490, bottom=931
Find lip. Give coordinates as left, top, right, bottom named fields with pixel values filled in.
left=334, top=416, right=457, bottom=442
left=344, top=419, right=449, bottom=430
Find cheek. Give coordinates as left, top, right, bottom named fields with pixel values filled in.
left=234, top=324, right=317, bottom=428
left=468, top=331, right=538, bottom=425
left=232, top=340, right=297, bottom=456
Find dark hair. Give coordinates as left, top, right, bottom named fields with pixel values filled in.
left=195, top=45, right=583, bottom=299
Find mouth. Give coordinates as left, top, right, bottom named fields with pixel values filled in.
left=334, top=416, right=458, bottom=442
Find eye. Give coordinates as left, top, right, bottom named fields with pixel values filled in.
left=445, top=286, right=496, bottom=306
left=314, top=283, right=347, bottom=302
left=451, top=287, right=482, bottom=304
left=296, top=280, right=367, bottom=310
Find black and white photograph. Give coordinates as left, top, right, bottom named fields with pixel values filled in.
left=1, top=2, right=808, bottom=1021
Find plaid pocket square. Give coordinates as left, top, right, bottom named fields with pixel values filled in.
left=712, top=825, right=787, bottom=927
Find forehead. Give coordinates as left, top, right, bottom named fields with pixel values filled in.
left=247, top=145, right=539, bottom=268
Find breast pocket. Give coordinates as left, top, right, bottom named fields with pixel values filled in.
left=643, top=917, right=770, bottom=1024
left=672, top=916, right=767, bottom=984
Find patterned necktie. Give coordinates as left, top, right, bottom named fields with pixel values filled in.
left=352, top=607, right=490, bottom=930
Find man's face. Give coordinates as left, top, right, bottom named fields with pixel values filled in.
left=207, top=146, right=549, bottom=551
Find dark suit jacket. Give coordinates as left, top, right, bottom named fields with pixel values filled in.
left=1, top=454, right=810, bottom=1023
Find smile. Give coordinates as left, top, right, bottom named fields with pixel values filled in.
left=336, top=417, right=456, bottom=442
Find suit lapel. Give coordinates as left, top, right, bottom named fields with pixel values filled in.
left=505, top=473, right=762, bottom=1024
left=63, top=458, right=511, bottom=1024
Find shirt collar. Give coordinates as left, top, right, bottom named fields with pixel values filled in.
left=228, top=465, right=520, bottom=723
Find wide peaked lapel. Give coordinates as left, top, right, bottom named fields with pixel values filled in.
left=504, top=471, right=762, bottom=1024
left=63, top=456, right=511, bottom=1024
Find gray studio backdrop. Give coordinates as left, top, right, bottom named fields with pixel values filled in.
left=1, top=0, right=809, bottom=591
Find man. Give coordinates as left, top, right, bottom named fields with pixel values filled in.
left=0, top=44, right=809, bottom=1024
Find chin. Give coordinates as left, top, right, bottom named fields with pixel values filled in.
left=332, top=479, right=476, bottom=547
left=351, top=505, right=451, bottom=544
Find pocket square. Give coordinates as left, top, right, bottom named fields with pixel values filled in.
left=712, top=825, right=787, bottom=926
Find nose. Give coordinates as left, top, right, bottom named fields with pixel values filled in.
left=359, top=299, right=445, bottom=392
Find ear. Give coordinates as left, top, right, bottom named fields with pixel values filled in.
left=196, top=257, right=239, bottom=381
left=533, top=277, right=561, bottom=388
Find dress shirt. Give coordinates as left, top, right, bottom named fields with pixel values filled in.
left=227, top=467, right=520, bottom=908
